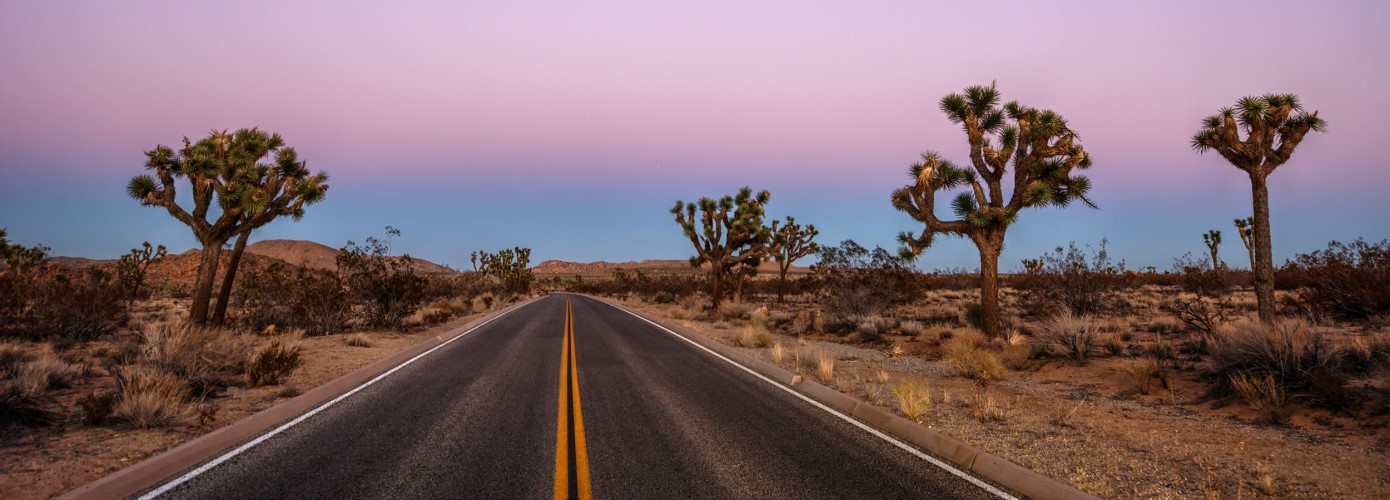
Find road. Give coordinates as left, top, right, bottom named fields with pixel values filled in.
left=152, top=294, right=1001, bottom=499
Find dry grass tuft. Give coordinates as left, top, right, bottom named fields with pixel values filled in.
left=1230, top=372, right=1289, bottom=424
left=344, top=332, right=373, bottom=348
left=112, top=366, right=191, bottom=428
left=1038, top=312, right=1099, bottom=364
left=769, top=342, right=785, bottom=365
left=941, top=333, right=1005, bottom=383
left=141, top=322, right=255, bottom=397
left=816, top=350, right=835, bottom=383
left=898, top=320, right=925, bottom=337
left=733, top=326, right=773, bottom=348
left=892, top=378, right=932, bottom=422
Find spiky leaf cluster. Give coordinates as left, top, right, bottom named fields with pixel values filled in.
left=127, top=128, right=330, bottom=243
left=1191, top=94, right=1327, bottom=175
left=894, top=83, right=1095, bottom=258
left=1234, top=217, right=1255, bottom=252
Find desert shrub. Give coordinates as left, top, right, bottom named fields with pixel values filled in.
left=1037, top=312, right=1099, bottom=364
left=816, top=350, right=835, bottom=383
left=1162, top=295, right=1232, bottom=335
left=113, top=366, right=191, bottom=428
left=791, top=311, right=814, bottom=333
left=80, top=391, right=116, bottom=425
left=999, top=332, right=1031, bottom=370
left=941, top=332, right=1005, bottom=383
left=964, top=302, right=984, bottom=330
left=236, top=263, right=351, bottom=335
left=420, top=308, right=453, bottom=326
left=1120, top=357, right=1163, bottom=395
left=898, top=320, right=925, bottom=337
left=812, top=240, right=917, bottom=325
left=652, top=291, right=675, bottom=304
left=1208, top=318, right=1340, bottom=398
left=1014, top=240, right=1134, bottom=317
left=140, top=322, right=255, bottom=397
left=1, top=264, right=125, bottom=342
left=1284, top=239, right=1390, bottom=321
left=247, top=339, right=303, bottom=386
left=1171, top=252, right=1230, bottom=297
left=338, top=231, right=428, bottom=330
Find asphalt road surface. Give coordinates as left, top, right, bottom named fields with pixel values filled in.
left=152, top=294, right=1002, bottom=499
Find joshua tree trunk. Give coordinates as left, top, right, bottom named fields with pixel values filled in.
left=776, top=266, right=789, bottom=304
left=973, top=233, right=1005, bottom=339
left=710, top=269, right=726, bottom=311
left=211, top=230, right=251, bottom=326
left=1250, top=173, right=1276, bottom=323
left=189, top=241, right=225, bottom=324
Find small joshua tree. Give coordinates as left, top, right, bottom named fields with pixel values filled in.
left=770, top=216, right=819, bottom=304
left=1192, top=94, right=1326, bottom=322
left=894, top=82, right=1095, bottom=338
left=1234, top=217, right=1256, bottom=271
left=672, top=187, right=771, bottom=311
left=1202, top=230, right=1223, bottom=270
left=116, top=242, right=167, bottom=302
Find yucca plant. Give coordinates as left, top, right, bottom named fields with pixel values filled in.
left=128, top=128, right=329, bottom=324
left=671, top=187, right=772, bottom=311
left=769, top=216, right=819, bottom=303
left=1193, top=94, right=1326, bottom=322
left=894, top=82, right=1096, bottom=338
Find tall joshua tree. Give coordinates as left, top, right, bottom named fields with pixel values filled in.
left=1202, top=230, right=1223, bottom=270
left=894, top=82, right=1096, bottom=339
left=770, top=216, right=818, bottom=304
left=672, top=187, right=771, bottom=311
left=1192, top=94, right=1326, bottom=322
left=1233, top=217, right=1256, bottom=272
left=129, top=128, right=329, bottom=324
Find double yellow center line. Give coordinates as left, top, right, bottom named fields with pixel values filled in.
left=554, top=298, right=591, bottom=500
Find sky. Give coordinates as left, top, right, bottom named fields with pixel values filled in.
left=2, top=1, right=1387, bottom=272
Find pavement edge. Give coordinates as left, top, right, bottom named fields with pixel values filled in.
left=597, top=297, right=1098, bottom=500
left=59, top=298, right=541, bottom=500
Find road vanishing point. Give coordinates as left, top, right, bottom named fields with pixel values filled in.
left=148, top=294, right=1004, bottom=499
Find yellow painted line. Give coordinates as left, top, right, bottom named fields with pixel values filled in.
left=554, top=299, right=570, bottom=500
left=569, top=299, right=592, bottom=500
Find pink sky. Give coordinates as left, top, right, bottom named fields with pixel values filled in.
left=2, top=1, right=1387, bottom=269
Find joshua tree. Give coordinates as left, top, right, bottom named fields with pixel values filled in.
left=1202, top=230, right=1223, bottom=270
left=672, top=187, right=771, bottom=311
left=128, top=128, right=329, bottom=324
left=116, top=242, right=167, bottom=302
left=1233, top=217, right=1256, bottom=271
left=1192, top=94, right=1326, bottom=322
left=894, top=82, right=1095, bottom=339
left=475, top=247, right=534, bottom=293
left=770, top=216, right=818, bottom=304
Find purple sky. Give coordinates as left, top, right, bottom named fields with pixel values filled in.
left=2, top=1, right=1387, bottom=272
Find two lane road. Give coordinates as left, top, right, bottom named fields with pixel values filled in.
left=155, top=294, right=1001, bottom=499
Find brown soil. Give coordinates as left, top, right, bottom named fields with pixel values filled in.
left=617, top=290, right=1390, bottom=499
left=0, top=301, right=497, bottom=500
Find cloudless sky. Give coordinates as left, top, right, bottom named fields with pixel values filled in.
left=2, top=1, right=1387, bottom=272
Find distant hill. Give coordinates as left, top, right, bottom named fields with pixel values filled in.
left=245, top=239, right=454, bottom=274
left=532, top=259, right=809, bottom=278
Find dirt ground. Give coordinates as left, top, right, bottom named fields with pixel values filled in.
left=0, top=304, right=494, bottom=500
left=617, top=291, right=1390, bottom=499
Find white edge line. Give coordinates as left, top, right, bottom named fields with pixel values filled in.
left=140, top=300, right=535, bottom=499
left=604, top=301, right=1017, bottom=500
